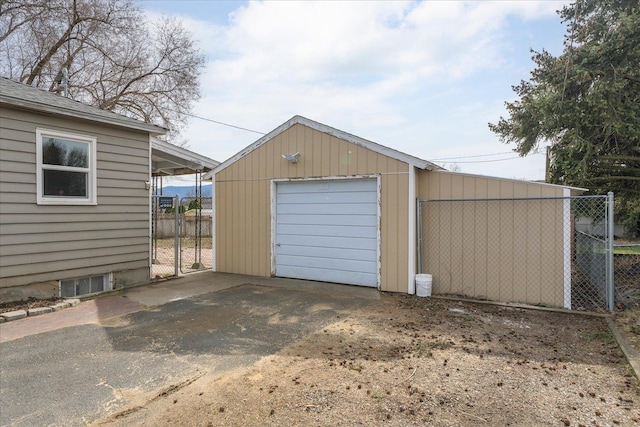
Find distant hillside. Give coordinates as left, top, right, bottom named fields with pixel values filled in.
left=154, top=184, right=212, bottom=200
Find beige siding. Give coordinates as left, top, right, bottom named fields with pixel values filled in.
left=215, top=124, right=410, bottom=292
left=0, top=106, right=151, bottom=288
left=416, top=170, right=567, bottom=308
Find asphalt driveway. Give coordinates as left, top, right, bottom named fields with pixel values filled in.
left=0, top=275, right=378, bottom=426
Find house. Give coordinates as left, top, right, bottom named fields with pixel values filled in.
left=0, top=77, right=217, bottom=301
left=206, top=115, right=586, bottom=308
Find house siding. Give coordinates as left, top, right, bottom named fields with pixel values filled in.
left=0, top=106, right=151, bottom=297
left=416, top=170, right=568, bottom=307
left=215, top=123, right=410, bottom=292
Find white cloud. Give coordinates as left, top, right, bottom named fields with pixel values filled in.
left=148, top=0, right=569, bottom=181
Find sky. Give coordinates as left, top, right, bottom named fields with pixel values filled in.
left=140, top=0, right=571, bottom=185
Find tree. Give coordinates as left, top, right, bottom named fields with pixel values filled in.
left=0, top=0, right=205, bottom=139
left=489, top=0, right=640, bottom=237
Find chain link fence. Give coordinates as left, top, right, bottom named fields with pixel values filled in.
left=179, top=197, right=213, bottom=273
left=614, top=243, right=640, bottom=309
left=418, top=195, right=618, bottom=312
left=151, top=195, right=178, bottom=278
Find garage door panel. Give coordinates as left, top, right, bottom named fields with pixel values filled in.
left=277, top=203, right=377, bottom=216
left=278, top=213, right=378, bottom=227
left=277, top=180, right=376, bottom=194
left=277, top=254, right=376, bottom=274
left=276, top=265, right=377, bottom=287
left=278, top=191, right=376, bottom=204
left=277, top=244, right=376, bottom=262
left=277, top=224, right=376, bottom=238
left=277, top=234, right=377, bottom=251
left=275, top=179, right=378, bottom=288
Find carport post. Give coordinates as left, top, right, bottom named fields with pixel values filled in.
left=175, top=194, right=180, bottom=277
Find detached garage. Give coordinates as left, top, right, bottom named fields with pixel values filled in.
left=208, top=115, right=584, bottom=307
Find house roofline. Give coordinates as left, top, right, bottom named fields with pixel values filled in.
left=0, top=77, right=167, bottom=135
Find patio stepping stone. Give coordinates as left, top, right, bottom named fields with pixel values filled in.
left=1, top=310, right=27, bottom=322
left=28, top=307, right=53, bottom=316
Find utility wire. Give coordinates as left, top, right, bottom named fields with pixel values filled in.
left=437, top=154, right=543, bottom=164
left=165, top=108, right=267, bottom=135
left=431, top=151, right=515, bottom=161
left=441, top=156, right=522, bottom=164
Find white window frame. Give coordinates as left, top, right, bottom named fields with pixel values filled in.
left=36, top=128, right=97, bottom=205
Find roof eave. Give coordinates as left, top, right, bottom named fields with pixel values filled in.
left=0, top=96, right=167, bottom=135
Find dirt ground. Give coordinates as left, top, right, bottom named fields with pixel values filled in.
left=93, top=294, right=640, bottom=427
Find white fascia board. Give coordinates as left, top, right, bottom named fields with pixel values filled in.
left=152, top=138, right=220, bottom=172
left=207, top=115, right=442, bottom=178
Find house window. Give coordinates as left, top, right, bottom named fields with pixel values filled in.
left=36, top=129, right=97, bottom=205
left=60, top=274, right=111, bottom=297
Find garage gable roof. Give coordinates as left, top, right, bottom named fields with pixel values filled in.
left=0, top=77, right=167, bottom=135
left=208, top=115, right=442, bottom=177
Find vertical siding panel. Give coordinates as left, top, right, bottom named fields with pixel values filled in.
left=396, top=170, right=409, bottom=292
left=367, top=148, right=378, bottom=174
left=230, top=178, right=240, bottom=273
left=474, top=178, right=489, bottom=299
left=287, top=131, right=298, bottom=178
left=462, top=176, right=476, bottom=297
left=216, top=180, right=224, bottom=270
left=258, top=142, right=267, bottom=180
left=321, top=133, right=332, bottom=176
left=338, top=139, right=348, bottom=176
left=356, top=146, right=368, bottom=175
left=525, top=185, right=542, bottom=305
left=327, top=136, right=338, bottom=176
left=498, top=181, right=515, bottom=302
left=511, top=182, right=528, bottom=303
left=381, top=161, right=394, bottom=290
left=485, top=179, right=501, bottom=301
left=304, top=126, right=313, bottom=177
left=269, top=135, right=279, bottom=179
left=249, top=179, right=258, bottom=275
left=312, top=129, right=323, bottom=177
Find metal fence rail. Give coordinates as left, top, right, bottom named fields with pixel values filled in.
left=417, top=195, right=616, bottom=312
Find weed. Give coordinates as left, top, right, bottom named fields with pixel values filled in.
left=415, top=340, right=452, bottom=357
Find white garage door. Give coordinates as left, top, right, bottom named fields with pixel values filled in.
left=275, top=179, right=378, bottom=287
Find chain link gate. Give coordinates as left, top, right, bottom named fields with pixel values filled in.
left=178, top=196, right=213, bottom=273
left=417, top=194, right=616, bottom=312
left=151, top=194, right=179, bottom=278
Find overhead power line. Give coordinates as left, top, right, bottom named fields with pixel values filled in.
left=438, top=154, right=542, bottom=164
left=166, top=108, right=267, bottom=135
left=431, top=151, right=515, bottom=161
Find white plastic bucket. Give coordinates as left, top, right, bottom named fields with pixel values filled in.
left=415, top=274, right=433, bottom=297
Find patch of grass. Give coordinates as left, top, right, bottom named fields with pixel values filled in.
left=349, top=364, right=364, bottom=373
left=614, top=246, right=640, bottom=255
left=415, top=340, right=452, bottom=357
left=370, top=391, right=384, bottom=400
left=588, top=331, right=616, bottom=346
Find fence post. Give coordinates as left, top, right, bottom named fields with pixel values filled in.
left=606, top=192, right=615, bottom=311
left=174, top=194, right=180, bottom=277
